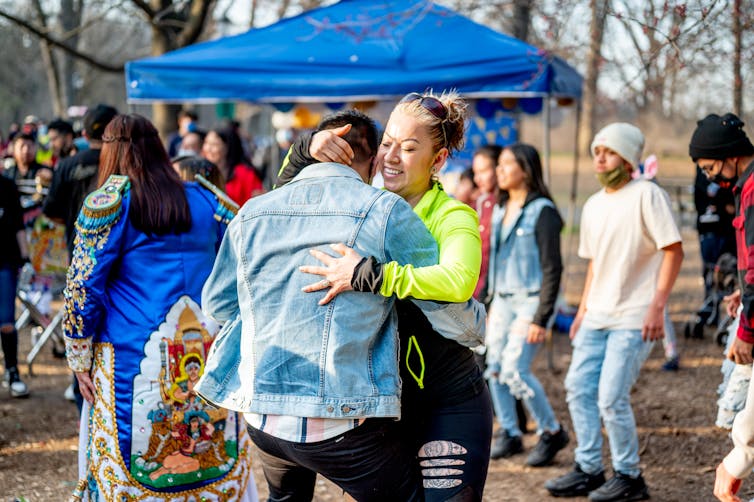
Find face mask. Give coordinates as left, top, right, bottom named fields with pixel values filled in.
left=711, top=160, right=738, bottom=188
left=595, top=165, right=631, bottom=189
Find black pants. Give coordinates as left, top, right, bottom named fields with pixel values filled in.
left=248, top=418, right=423, bottom=502
left=402, top=385, right=493, bottom=502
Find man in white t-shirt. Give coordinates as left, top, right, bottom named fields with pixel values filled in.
left=545, top=123, right=684, bottom=502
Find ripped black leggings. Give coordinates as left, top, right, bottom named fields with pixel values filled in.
left=401, top=385, right=494, bottom=502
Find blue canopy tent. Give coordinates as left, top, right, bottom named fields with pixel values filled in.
left=126, top=1, right=581, bottom=103
left=126, top=0, right=583, bottom=182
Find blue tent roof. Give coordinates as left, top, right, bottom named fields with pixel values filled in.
left=125, top=0, right=582, bottom=103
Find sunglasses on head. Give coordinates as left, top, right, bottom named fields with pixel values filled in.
left=399, top=92, right=448, bottom=120
left=399, top=92, right=449, bottom=149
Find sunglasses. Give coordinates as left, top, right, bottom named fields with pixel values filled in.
left=399, top=92, right=449, bottom=149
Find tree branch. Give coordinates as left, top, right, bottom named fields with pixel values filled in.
left=130, top=0, right=156, bottom=19
left=0, top=8, right=124, bottom=72
left=177, top=0, right=212, bottom=47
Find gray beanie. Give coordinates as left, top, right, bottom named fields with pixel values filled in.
left=688, top=113, right=754, bottom=161
left=591, top=123, right=645, bottom=171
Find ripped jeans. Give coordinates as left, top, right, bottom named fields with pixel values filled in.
left=485, top=294, right=560, bottom=436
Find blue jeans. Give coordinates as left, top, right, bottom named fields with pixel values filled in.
left=0, top=264, right=17, bottom=326
left=485, top=295, right=560, bottom=436
left=565, top=327, right=652, bottom=477
left=0, top=264, right=19, bottom=370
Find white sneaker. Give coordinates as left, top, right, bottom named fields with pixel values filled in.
left=5, top=368, right=29, bottom=398
left=64, top=384, right=76, bottom=402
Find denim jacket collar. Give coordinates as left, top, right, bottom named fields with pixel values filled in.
left=291, top=162, right=363, bottom=183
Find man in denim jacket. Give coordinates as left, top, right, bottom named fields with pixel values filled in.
left=198, top=110, right=485, bottom=501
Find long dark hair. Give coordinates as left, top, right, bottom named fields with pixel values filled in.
left=99, top=114, right=191, bottom=235
left=211, top=124, right=261, bottom=181
left=499, top=143, right=555, bottom=203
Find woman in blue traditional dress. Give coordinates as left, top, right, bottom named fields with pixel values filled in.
left=63, top=114, right=257, bottom=502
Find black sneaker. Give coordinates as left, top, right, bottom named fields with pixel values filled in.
left=661, top=356, right=679, bottom=371
left=526, top=426, right=570, bottom=467
left=588, top=472, right=649, bottom=501
left=4, top=367, right=29, bottom=398
left=490, top=430, right=523, bottom=459
left=545, top=464, right=606, bottom=497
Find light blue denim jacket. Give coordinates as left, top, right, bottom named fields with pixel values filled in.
left=197, top=163, right=485, bottom=419
left=488, top=197, right=554, bottom=296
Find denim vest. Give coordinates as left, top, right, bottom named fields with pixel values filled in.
left=488, top=196, right=554, bottom=297
left=197, top=163, right=486, bottom=419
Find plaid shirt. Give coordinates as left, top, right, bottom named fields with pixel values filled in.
left=733, top=160, right=754, bottom=343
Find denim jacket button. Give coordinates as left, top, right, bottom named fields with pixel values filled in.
left=327, top=405, right=334, bottom=413
left=341, top=405, right=351, bottom=413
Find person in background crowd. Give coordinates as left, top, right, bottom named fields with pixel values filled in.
left=0, top=176, right=31, bottom=397
left=63, top=113, right=257, bottom=502
left=484, top=143, right=569, bottom=465
left=545, top=123, right=683, bottom=501
left=202, top=125, right=264, bottom=205
left=46, top=118, right=76, bottom=166
left=176, top=130, right=205, bottom=158
left=173, top=155, right=224, bottom=188
left=455, top=167, right=478, bottom=206
left=4, top=133, right=52, bottom=185
left=167, top=109, right=198, bottom=158
left=44, top=104, right=119, bottom=257
left=472, top=144, right=502, bottom=301
left=694, top=166, right=736, bottom=299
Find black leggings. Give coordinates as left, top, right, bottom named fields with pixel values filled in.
left=402, top=386, right=494, bottom=502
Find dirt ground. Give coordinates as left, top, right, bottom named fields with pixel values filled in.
left=0, top=159, right=744, bottom=501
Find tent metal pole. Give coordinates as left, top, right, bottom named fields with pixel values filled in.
left=549, top=99, right=582, bottom=374
left=542, top=95, right=551, bottom=185
left=563, top=100, right=582, bottom=297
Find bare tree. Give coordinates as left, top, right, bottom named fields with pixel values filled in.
left=733, top=0, right=743, bottom=116
left=604, top=1, right=727, bottom=118
left=576, top=0, right=609, bottom=154
left=0, top=0, right=215, bottom=136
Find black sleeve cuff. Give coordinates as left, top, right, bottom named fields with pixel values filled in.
left=277, top=133, right=317, bottom=187
left=351, top=256, right=383, bottom=294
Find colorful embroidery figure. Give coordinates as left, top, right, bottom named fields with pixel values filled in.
left=62, top=114, right=257, bottom=502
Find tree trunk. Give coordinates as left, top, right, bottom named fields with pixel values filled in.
left=578, top=0, right=608, bottom=155
left=150, top=26, right=180, bottom=143
left=32, top=0, right=64, bottom=117
left=249, top=0, right=257, bottom=28
left=511, top=0, right=533, bottom=42
left=58, top=0, right=82, bottom=110
left=733, top=0, right=743, bottom=118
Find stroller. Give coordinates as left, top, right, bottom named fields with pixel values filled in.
left=684, top=252, right=738, bottom=345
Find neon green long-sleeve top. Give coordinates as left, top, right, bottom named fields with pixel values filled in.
left=380, top=182, right=481, bottom=302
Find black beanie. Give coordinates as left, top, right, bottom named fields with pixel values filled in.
left=689, top=113, right=754, bottom=161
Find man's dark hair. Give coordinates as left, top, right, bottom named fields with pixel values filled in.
left=474, top=144, right=502, bottom=163
left=13, top=132, right=35, bottom=144
left=178, top=109, right=198, bottom=122
left=316, top=109, right=378, bottom=163
left=275, top=109, right=379, bottom=187
left=48, top=118, right=74, bottom=136
left=84, top=104, right=119, bottom=140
